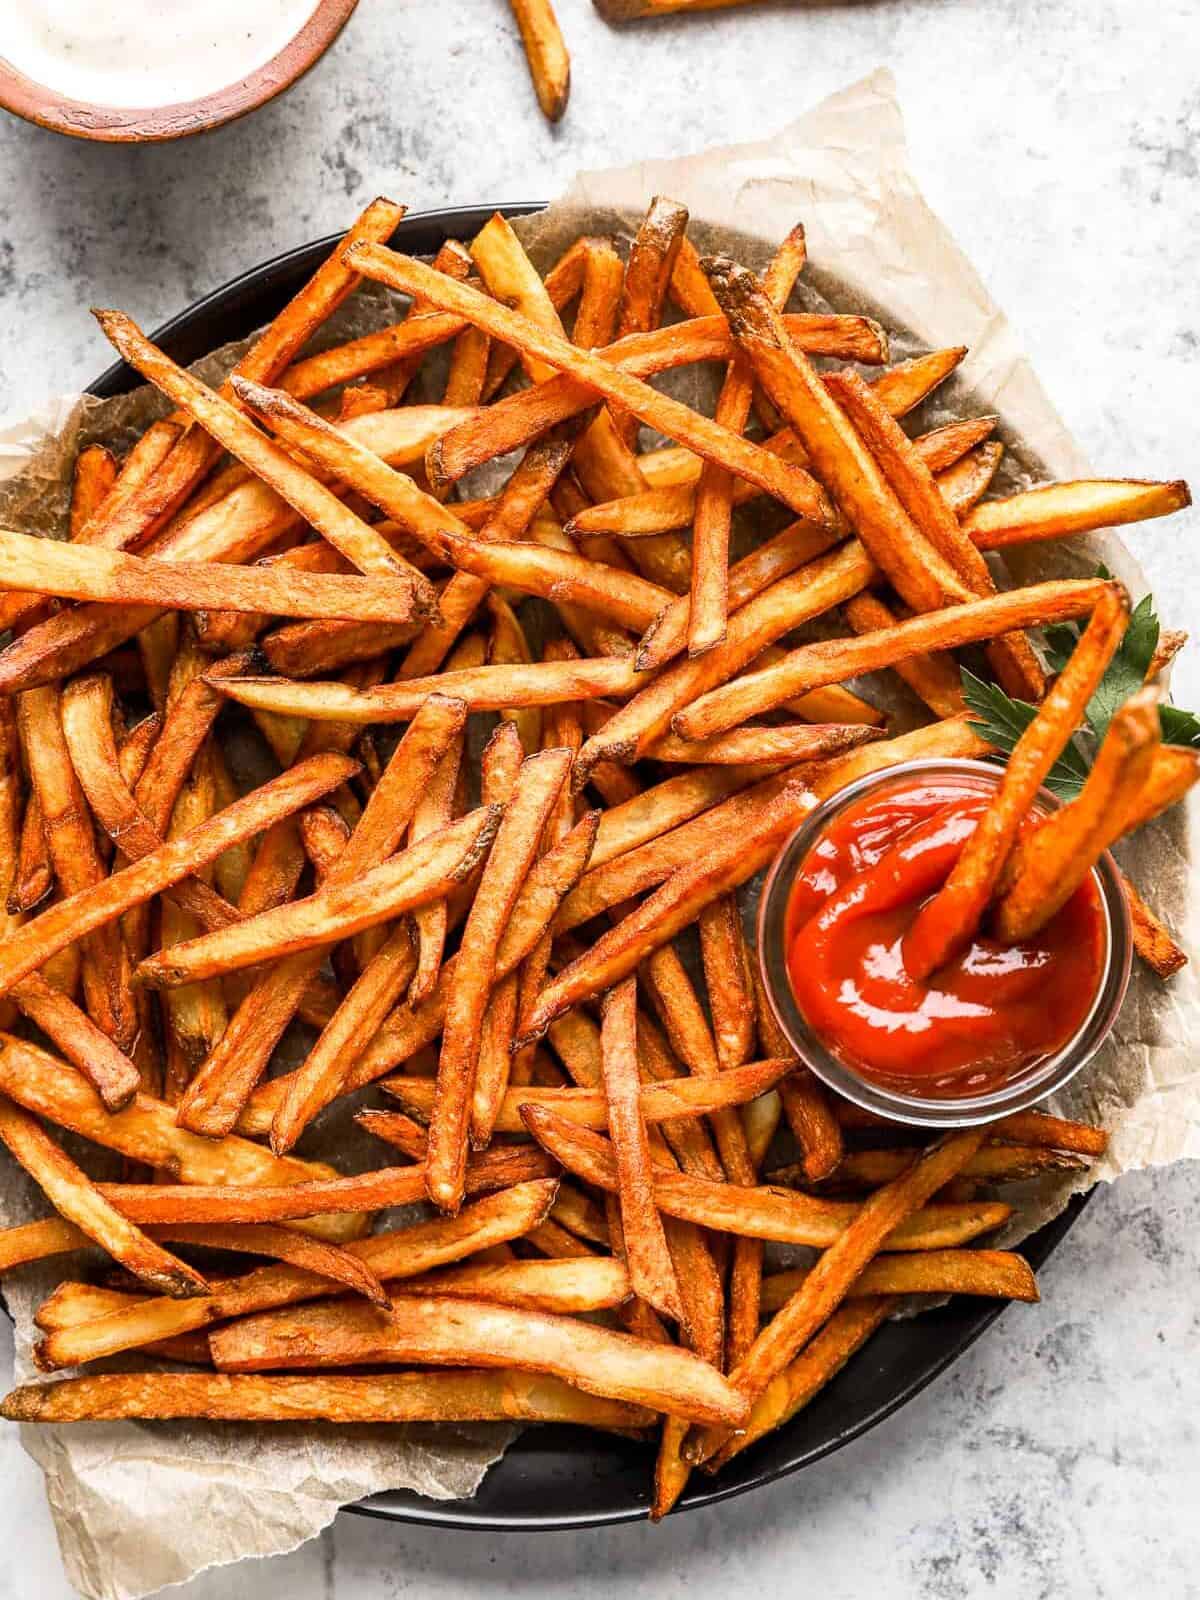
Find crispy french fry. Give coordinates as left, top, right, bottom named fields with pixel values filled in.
left=399, top=1256, right=629, bottom=1313
left=0, top=1096, right=207, bottom=1299
left=382, top=1057, right=792, bottom=1131
left=18, top=685, right=138, bottom=1051
left=595, top=0, right=760, bottom=14
left=698, top=895, right=756, bottom=1070
left=689, top=1129, right=986, bottom=1462
left=10, top=972, right=141, bottom=1113
left=691, top=225, right=807, bottom=655
left=648, top=721, right=884, bottom=767
left=212, top=655, right=643, bottom=725
left=70, top=444, right=118, bottom=536
left=408, top=738, right=465, bottom=1003
left=964, top=478, right=1191, bottom=550
left=33, top=1182, right=557, bottom=1371
left=703, top=257, right=971, bottom=615
left=609, top=197, right=689, bottom=448
left=0, top=1369, right=659, bottom=1429
left=600, top=978, right=683, bottom=1321
left=674, top=576, right=1109, bottom=740
left=759, top=1250, right=1039, bottom=1312
left=1120, top=870, right=1187, bottom=978
left=708, top=1298, right=892, bottom=1471
left=424, top=528, right=674, bottom=632
left=508, top=0, right=570, bottom=120
left=0, top=528, right=437, bottom=623
left=995, top=688, right=1161, bottom=941
left=939, top=440, right=1005, bottom=514
left=210, top=1292, right=747, bottom=1427
left=826, top=368, right=1044, bottom=701
left=773, top=1144, right=1089, bottom=1190
left=905, top=583, right=1129, bottom=978
left=522, top=1106, right=1009, bottom=1249
left=427, top=748, right=572, bottom=1210
left=96, top=316, right=439, bottom=615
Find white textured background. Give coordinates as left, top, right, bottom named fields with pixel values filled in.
left=0, top=1, right=1197, bottom=1595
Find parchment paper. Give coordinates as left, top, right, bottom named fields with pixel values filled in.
left=0, top=65, right=1197, bottom=1600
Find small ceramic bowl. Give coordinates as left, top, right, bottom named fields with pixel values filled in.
left=757, top=757, right=1133, bottom=1129
left=0, top=0, right=359, bottom=143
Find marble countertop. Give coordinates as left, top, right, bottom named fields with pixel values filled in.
left=0, top=1, right=1196, bottom=1595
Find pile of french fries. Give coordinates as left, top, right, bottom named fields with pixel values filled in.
left=0, top=194, right=1191, bottom=1518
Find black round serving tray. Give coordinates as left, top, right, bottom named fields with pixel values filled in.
left=85, top=202, right=1091, bottom=1531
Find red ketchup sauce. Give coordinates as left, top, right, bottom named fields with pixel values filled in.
left=784, top=771, right=1107, bottom=1098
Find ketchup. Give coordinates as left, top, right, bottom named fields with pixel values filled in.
left=784, top=771, right=1107, bottom=1099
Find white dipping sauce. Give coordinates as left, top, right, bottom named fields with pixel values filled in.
left=0, top=0, right=323, bottom=108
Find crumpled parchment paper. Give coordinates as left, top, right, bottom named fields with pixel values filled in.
left=0, top=64, right=1196, bottom=1600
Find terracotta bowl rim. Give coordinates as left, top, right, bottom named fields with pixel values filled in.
left=0, top=0, right=360, bottom=143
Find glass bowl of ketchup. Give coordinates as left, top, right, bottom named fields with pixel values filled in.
left=758, top=758, right=1133, bottom=1128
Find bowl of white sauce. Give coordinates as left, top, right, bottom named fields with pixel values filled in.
left=0, top=0, right=359, bottom=141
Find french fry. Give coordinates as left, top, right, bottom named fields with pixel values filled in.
left=691, top=225, right=807, bottom=655
left=759, top=1250, right=1039, bottom=1312
left=0, top=1369, right=660, bottom=1429
left=522, top=1106, right=1010, bottom=1249
left=9, top=790, right=51, bottom=913
left=18, top=685, right=138, bottom=1051
left=212, top=655, right=644, bottom=725
left=427, top=748, right=572, bottom=1211
left=688, top=1129, right=986, bottom=1462
left=382, top=1057, right=792, bottom=1131
left=674, top=576, right=1110, bottom=741
left=773, top=1144, right=1089, bottom=1190
left=34, top=1182, right=557, bottom=1371
left=508, top=0, right=570, bottom=120
left=210, top=1292, right=748, bottom=1428
left=703, top=257, right=972, bottom=615
left=595, top=0, right=760, bottom=15
left=0, top=528, right=439, bottom=623
left=487, top=595, right=546, bottom=754
left=408, top=738, right=465, bottom=1003
left=1119, top=744, right=1200, bottom=835
left=707, top=1298, right=892, bottom=1472
left=905, top=583, right=1129, bottom=978
left=648, top=721, right=884, bottom=767
left=825, top=369, right=1043, bottom=700
left=398, top=1256, right=630, bottom=1313
left=95, top=314, right=439, bottom=615
left=145, top=1223, right=389, bottom=1305
left=0, top=752, right=356, bottom=1001
left=749, top=955, right=842, bottom=1182
left=609, top=197, right=689, bottom=448
left=599, top=978, right=684, bottom=1321
left=995, top=688, right=1161, bottom=941
left=34, top=1284, right=212, bottom=1364
left=0, top=1096, right=208, bottom=1300
left=844, top=592, right=965, bottom=718
left=963, top=478, right=1191, bottom=550
left=69, top=444, right=118, bottom=536
left=269, top=923, right=420, bottom=1156
left=10, top=972, right=141, bottom=1114
left=1120, top=871, right=1187, bottom=979
left=698, top=895, right=756, bottom=1070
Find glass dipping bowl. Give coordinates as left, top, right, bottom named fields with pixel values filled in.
left=756, top=758, right=1132, bottom=1129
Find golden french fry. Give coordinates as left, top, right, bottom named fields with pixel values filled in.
left=772, top=1144, right=1089, bottom=1191
left=964, top=478, right=1191, bottom=550
left=0, top=1096, right=207, bottom=1300
left=995, top=688, right=1161, bottom=941
left=1, top=1369, right=655, bottom=1430
left=508, top=0, right=570, bottom=121
left=759, top=1250, right=1039, bottom=1312
left=427, top=747, right=572, bottom=1211
left=210, top=1292, right=748, bottom=1428
left=674, top=576, right=1110, bottom=741
left=400, top=1254, right=629, bottom=1314
left=905, top=582, right=1129, bottom=978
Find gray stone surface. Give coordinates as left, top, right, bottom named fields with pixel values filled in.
left=0, top=1, right=1197, bottom=1595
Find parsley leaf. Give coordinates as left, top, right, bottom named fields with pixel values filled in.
left=960, top=669, right=1091, bottom=800
left=1159, top=705, right=1200, bottom=748
left=1044, top=591, right=1160, bottom=742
